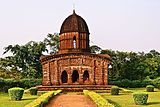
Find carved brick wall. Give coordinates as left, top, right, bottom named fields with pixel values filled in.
left=59, top=32, right=90, bottom=54
left=41, top=54, right=110, bottom=86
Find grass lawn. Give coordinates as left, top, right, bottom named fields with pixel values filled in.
left=100, top=88, right=160, bottom=107
left=0, top=92, right=38, bottom=107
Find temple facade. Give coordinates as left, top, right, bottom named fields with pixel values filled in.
left=39, top=10, right=111, bottom=91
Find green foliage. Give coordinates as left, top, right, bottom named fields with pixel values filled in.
left=133, top=93, right=148, bottom=105
left=109, top=79, right=153, bottom=88
left=146, top=85, right=154, bottom=92
left=3, top=41, right=47, bottom=78
left=25, top=90, right=62, bottom=107
left=28, top=87, right=38, bottom=95
left=8, top=87, right=24, bottom=101
left=102, top=49, right=160, bottom=81
left=153, top=77, right=160, bottom=89
left=83, top=90, right=114, bottom=107
left=44, top=33, right=60, bottom=54
left=111, top=86, right=119, bottom=95
left=0, top=78, right=41, bottom=92
left=90, top=45, right=102, bottom=54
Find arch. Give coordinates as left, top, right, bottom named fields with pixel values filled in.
left=72, top=70, right=79, bottom=83
left=83, top=70, right=89, bottom=83
left=61, top=70, right=68, bottom=83
left=73, top=36, right=76, bottom=49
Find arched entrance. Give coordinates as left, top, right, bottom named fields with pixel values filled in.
left=83, top=70, right=89, bottom=83
left=72, top=70, right=79, bottom=83
left=61, top=70, right=68, bottom=83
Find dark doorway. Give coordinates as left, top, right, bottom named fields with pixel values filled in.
left=72, top=70, right=79, bottom=83
left=83, top=70, right=89, bottom=83
left=61, top=70, right=68, bottom=83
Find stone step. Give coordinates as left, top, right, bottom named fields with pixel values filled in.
left=37, top=85, right=112, bottom=92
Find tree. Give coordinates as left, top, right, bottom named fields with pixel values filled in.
left=3, top=41, right=47, bottom=78
left=90, top=45, right=102, bottom=54
left=43, top=33, right=60, bottom=54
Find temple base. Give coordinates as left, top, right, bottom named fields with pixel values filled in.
left=37, top=85, right=112, bottom=92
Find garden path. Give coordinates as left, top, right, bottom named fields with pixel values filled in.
left=45, top=94, right=97, bottom=107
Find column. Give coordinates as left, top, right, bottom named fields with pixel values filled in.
left=68, top=67, right=72, bottom=84
left=103, top=61, right=109, bottom=85
left=79, top=67, right=83, bottom=84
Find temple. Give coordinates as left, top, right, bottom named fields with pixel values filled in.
left=38, top=10, right=111, bottom=91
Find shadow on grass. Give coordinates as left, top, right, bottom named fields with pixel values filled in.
left=147, top=102, right=160, bottom=105
left=21, top=98, right=37, bottom=101
left=107, top=99, right=121, bottom=107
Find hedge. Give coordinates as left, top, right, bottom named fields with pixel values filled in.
left=111, top=86, right=119, bottom=95
left=146, top=85, right=154, bottom=92
left=0, top=78, right=41, bottom=92
left=25, top=90, right=62, bottom=107
left=83, top=90, right=114, bottom=107
left=8, top=87, right=24, bottom=101
left=133, top=93, right=148, bottom=105
left=109, top=79, right=153, bottom=88
left=28, top=87, right=38, bottom=95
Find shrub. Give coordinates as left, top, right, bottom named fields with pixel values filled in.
left=146, top=85, right=154, bottom=92
left=153, top=77, right=160, bottom=89
left=83, top=90, right=114, bottom=107
left=109, top=79, right=154, bottom=88
left=0, top=78, right=41, bottom=92
left=29, top=87, right=38, bottom=95
left=133, top=93, right=148, bottom=105
left=8, top=87, right=24, bottom=101
left=111, top=86, right=119, bottom=95
left=25, top=90, right=62, bottom=107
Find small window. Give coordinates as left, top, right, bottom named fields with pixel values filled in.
left=73, top=36, right=76, bottom=49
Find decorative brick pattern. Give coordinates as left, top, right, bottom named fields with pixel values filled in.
left=40, top=10, right=111, bottom=90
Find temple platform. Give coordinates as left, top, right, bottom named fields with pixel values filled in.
left=37, top=85, right=112, bottom=92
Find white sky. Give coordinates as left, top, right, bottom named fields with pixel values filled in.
left=0, top=0, right=160, bottom=57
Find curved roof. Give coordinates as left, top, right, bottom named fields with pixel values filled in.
left=60, top=10, right=89, bottom=34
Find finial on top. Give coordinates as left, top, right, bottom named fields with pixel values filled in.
left=73, top=3, right=76, bottom=14
left=73, top=9, right=76, bottom=14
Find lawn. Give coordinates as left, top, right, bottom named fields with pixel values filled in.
left=100, top=88, right=160, bottom=107
left=0, top=92, right=38, bottom=107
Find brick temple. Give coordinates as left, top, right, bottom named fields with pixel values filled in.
left=38, top=10, right=111, bottom=91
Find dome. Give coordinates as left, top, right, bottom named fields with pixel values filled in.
left=60, top=10, right=89, bottom=34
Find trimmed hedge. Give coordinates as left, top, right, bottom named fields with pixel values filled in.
left=109, top=79, right=153, bottom=88
left=25, top=90, right=62, bottom=107
left=8, top=87, right=24, bottom=101
left=83, top=90, right=114, bottom=107
left=29, top=87, right=38, bottom=95
left=0, top=78, right=41, bottom=92
left=111, top=86, right=119, bottom=95
left=133, top=93, right=148, bottom=105
left=146, top=85, right=154, bottom=92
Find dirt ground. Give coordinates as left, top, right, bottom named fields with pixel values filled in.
left=45, top=94, right=97, bottom=107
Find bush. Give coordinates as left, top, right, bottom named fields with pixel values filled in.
left=153, top=77, right=160, bottom=89
left=29, top=87, right=38, bottom=95
left=25, top=90, right=62, bottom=107
left=133, top=93, right=148, bottom=105
left=109, top=79, right=153, bottom=88
left=111, top=86, right=119, bottom=95
left=8, top=87, right=24, bottom=101
left=146, top=85, right=154, bottom=92
left=0, top=78, right=41, bottom=92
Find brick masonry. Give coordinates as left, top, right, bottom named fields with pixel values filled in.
left=39, top=10, right=111, bottom=90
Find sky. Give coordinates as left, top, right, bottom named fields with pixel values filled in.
left=0, top=0, right=160, bottom=57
